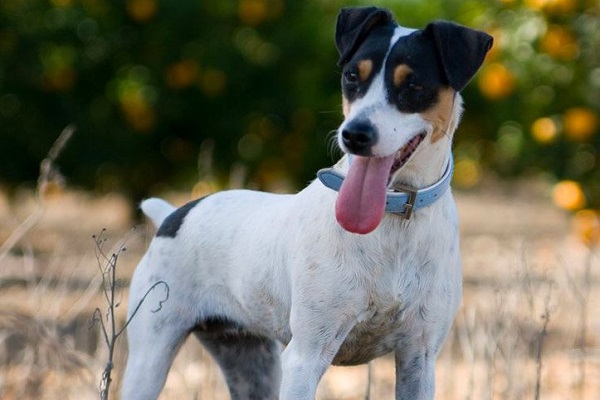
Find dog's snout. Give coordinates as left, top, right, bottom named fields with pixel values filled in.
left=341, top=121, right=376, bottom=156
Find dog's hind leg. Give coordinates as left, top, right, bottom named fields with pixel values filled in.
left=121, top=262, right=195, bottom=400
left=121, top=312, right=190, bottom=400
left=194, top=323, right=281, bottom=400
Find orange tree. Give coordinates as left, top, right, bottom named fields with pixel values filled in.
left=455, top=0, right=600, bottom=245
left=0, top=0, right=342, bottom=198
left=465, top=1, right=599, bottom=196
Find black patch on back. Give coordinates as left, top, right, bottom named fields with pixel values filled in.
left=156, top=197, right=205, bottom=238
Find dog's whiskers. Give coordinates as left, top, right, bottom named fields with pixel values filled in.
left=326, top=130, right=342, bottom=161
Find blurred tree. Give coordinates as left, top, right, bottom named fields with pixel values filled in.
left=0, top=0, right=343, bottom=199
left=0, top=0, right=599, bottom=224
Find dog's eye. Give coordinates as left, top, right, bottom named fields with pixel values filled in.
left=409, top=83, right=424, bottom=91
left=343, top=71, right=359, bottom=84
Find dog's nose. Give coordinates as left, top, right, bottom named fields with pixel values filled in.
left=341, top=121, right=376, bottom=155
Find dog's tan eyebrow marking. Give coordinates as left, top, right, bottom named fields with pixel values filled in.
left=358, top=59, right=373, bottom=81
left=393, top=64, right=412, bottom=86
left=423, top=88, right=456, bottom=143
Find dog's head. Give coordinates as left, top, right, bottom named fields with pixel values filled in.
left=333, top=6, right=492, bottom=234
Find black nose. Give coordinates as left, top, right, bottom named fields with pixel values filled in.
left=341, top=120, right=376, bottom=156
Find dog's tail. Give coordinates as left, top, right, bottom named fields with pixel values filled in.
left=140, top=198, right=176, bottom=227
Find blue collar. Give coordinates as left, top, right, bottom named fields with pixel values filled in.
left=317, top=155, right=454, bottom=219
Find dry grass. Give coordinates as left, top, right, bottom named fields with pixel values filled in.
left=0, top=175, right=599, bottom=399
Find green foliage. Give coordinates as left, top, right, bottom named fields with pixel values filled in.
left=462, top=0, right=600, bottom=213
left=0, top=0, right=599, bottom=211
left=0, top=0, right=342, bottom=198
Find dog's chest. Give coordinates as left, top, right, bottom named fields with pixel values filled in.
left=330, top=233, right=457, bottom=365
left=333, top=301, right=408, bottom=365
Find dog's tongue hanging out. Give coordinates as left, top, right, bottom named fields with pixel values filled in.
left=335, top=155, right=395, bottom=234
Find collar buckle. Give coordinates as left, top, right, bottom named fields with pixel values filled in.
left=389, top=185, right=417, bottom=219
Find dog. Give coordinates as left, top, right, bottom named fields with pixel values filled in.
left=122, top=6, right=492, bottom=400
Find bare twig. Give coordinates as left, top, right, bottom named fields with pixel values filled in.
left=520, top=242, right=554, bottom=400
left=0, top=125, right=75, bottom=262
left=457, top=308, right=476, bottom=400
left=559, top=249, right=594, bottom=395
left=534, top=282, right=553, bottom=400
left=90, top=230, right=169, bottom=400
left=364, top=362, right=372, bottom=400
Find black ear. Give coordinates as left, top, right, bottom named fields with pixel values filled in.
left=335, top=6, right=394, bottom=66
left=425, top=21, right=493, bottom=91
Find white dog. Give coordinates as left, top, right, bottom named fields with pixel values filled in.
left=122, top=6, right=492, bottom=400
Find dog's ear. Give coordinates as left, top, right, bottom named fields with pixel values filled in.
left=425, top=21, right=493, bottom=91
left=335, top=6, right=394, bottom=66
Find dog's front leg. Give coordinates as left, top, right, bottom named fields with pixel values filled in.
left=279, top=326, right=354, bottom=399
left=279, top=337, right=329, bottom=399
left=394, top=346, right=436, bottom=400
left=279, top=289, right=364, bottom=399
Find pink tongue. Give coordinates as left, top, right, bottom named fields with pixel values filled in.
left=335, top=155, right=395, bottom=234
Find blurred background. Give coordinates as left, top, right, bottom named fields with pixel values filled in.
left=1, top=0, right=598, bottom=212
left=1, top=1, right=600, bottom=399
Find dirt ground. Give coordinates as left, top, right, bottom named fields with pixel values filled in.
left=0, top=177, right=598, bottom=399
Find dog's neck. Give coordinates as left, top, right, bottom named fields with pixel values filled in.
left=318, top=153, right=453, bottom=219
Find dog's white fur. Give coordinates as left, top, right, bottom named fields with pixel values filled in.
left=122, top=26, right=463, bottom=400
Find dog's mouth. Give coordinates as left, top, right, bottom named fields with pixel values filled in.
left=334, top=131, right=427, bottom=235
left=389, top=131, right=426, bottom=178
